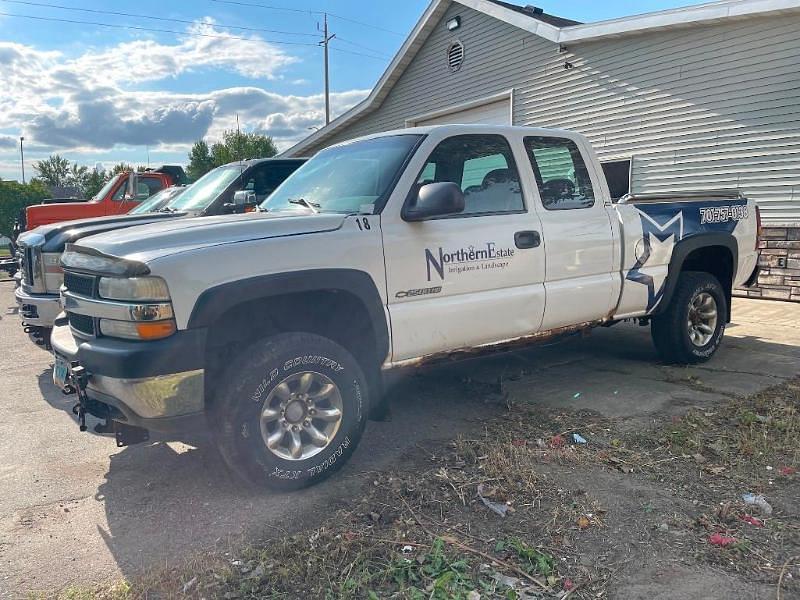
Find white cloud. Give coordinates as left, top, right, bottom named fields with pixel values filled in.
left=0, top=134, right=17, bottom=149
left=0, top=20, right=370, bottom=166
left=71, top=20, right=297, bottom=85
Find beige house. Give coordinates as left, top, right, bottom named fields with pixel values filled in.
left=285, top=0, right=800, bottom=300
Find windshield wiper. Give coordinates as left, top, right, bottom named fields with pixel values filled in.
left=158, top=207, right=177, bottom=213
left=287, top=198, right=320, bottom=213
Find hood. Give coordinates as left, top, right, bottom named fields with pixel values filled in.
left=73, top=211, right=347, bottom=264
left=27, top=200, right=95, bottom=214
left=40, top=212, right=186, bottom=253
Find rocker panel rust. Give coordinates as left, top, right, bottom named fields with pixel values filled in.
left=383, top=319, right=608, bottom=371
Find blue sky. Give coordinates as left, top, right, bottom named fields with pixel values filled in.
left=0, top=0, right=711, bottom=181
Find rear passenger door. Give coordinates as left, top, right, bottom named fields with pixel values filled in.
left=524, top=136, right=617, bottom=329
left=381, top=133, right=546, bottom=362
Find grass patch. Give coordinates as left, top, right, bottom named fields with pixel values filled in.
left=29, top=378, right=800, bottom=599
left=659, top=378, right=800, bottom=482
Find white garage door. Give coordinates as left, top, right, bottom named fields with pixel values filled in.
left=410, top=97, right=511, bottom=127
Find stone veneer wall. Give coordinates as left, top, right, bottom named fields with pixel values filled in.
left=734, top=223, right=800, bottom=302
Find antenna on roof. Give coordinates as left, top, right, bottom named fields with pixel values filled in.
left=525, top=5, right=544, bottom=15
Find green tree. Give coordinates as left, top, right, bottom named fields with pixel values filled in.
left=0, top=180, right=49, bottom=239
left=33, top=154, right=71, bottom=188
left=83, top=169, right=107, bottom=199
left=187, top=140, right=215, bottom=181
left=110, top=162, right=134, bottom=176
left=67, top=163, right=90, bottom=193
left=209, top=130, right=278, bottom=167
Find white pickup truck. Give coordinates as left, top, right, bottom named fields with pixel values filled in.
left=51, top=125, right=760, bottom=489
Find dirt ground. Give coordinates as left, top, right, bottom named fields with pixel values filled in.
left=1, top=279, right=799, bottom=599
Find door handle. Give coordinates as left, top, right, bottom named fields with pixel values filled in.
left=514, top=230, right=541, bottom=249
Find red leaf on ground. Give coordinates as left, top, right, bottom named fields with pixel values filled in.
left=550, top=435, right=566, bottom=448
left=708, top=533, right=737, bottom=547
left=739, top=515, right=764, bottom=527
left=563, top=578, right=575, bottom=591
left=779, top=466, right=797, bottom=476
left=512, top=439, right=527, bottom=447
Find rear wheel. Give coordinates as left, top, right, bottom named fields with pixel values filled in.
left=651, top=271, right=726, bottom=364
left=213, top=332, right=368, bottom=490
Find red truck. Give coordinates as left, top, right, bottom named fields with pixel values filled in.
left=19, top=166, right=186, bottom=233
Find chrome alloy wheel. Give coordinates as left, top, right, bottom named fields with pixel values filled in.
left=259, top=371, right=344, bottom=461
left=687, top=292, right=718, bottom=347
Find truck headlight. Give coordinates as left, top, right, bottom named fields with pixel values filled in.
left=43, top=253, right=63, bottom=272
left=98, top=276, right=171, bottom=301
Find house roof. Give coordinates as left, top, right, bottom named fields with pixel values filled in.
left=283, top=0, right=800, bottom=157
left=483, top=0, right=581, bottom=27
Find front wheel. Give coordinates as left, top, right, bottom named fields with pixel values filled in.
left=213, top=332, right=368, bottom=490
left=651, top=271, right=727, bottom=364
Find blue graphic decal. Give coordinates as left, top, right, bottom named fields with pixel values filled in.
left=625, top=200, right=746, bottom=312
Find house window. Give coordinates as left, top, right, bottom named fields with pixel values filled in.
left=601, top=159, right=631, bottom=201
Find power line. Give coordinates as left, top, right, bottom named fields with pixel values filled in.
left=330, top=46, right=389, bottom=62
left=210, top=0, right=405, bottom=36
left=0, top=0, right=320, bottom=37
left=334, top=35, right=391, bottom=59
left=326, top=12, right=405, bottom=37
left=0, top=10, right=320, bottom=46
left=210, top=0, right=322, bottom=16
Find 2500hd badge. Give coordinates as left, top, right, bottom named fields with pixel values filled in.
left=395, top=286, right=442, bottom=299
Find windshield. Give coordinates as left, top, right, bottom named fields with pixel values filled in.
left=128, top=186, right=185, bottom=214
left=263, top=134, right=422, bottom=214
left=168, top=165, right=244, bottom=212
left=90, top=174, right=121, bottom=203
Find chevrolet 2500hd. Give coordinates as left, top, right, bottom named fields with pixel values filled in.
left=15, top=158, right=305, bottom=340
left=51, top=125, right=760, bottom=490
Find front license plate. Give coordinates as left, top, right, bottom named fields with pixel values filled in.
left=53, top=355, right=70, bottom=390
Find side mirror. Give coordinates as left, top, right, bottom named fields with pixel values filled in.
left=124, top=173, right=138, bottom=202
left=233, top=190, right=257, bottom=206
left=225, top=190, right=258, bottom=213
left=403, top=182, right=465, bottom=222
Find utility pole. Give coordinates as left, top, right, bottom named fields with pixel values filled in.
left=235, top=113, right=241, bottom=161
left=19, top=136, right=25, bottom=184
left=319, top=13, right=336, bottom=125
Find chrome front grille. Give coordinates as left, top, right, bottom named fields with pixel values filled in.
left=23, top=247, right=34, bottom=286
left=63, top=271, right=97, bottom=298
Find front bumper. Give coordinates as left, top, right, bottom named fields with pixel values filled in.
left=14, top=286, right=62, bottom=328
left=50, top=321, right=207, bottom=434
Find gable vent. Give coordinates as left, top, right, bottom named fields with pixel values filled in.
left=447, top=40, right=465, bottom=73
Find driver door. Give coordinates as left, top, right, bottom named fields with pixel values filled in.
left=381, top=133, right=546, bottom=362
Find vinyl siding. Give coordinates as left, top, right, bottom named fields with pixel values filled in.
left=299, top=3, right=800, bottom=221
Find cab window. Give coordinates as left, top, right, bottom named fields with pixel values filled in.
left=416, top=135, right=524, bottom=215
left=242, top=163, right=303, bottom=203
left=138, top=176, right=164, bottom=199
left=524, top=136, right=595, bottom=210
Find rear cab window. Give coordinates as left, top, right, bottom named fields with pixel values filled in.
left=524, top=136, right=595, bottom=210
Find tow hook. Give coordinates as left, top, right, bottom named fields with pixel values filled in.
left=69, top=364, right=90, bottom=432
left=66, top=363, right=151, bottom=447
